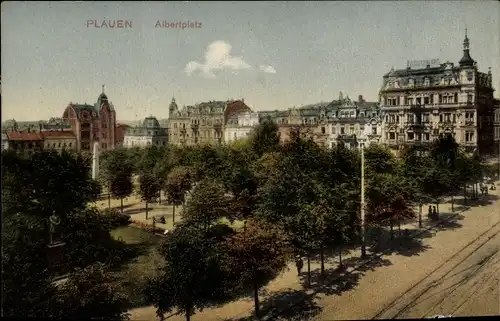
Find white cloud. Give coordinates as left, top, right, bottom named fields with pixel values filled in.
left=259, top=65, right=277, bottom=74
left=185, top=41, right=251, bottom=78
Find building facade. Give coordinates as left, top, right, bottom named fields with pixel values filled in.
left=263, top=93, right=380, bottom=148
left=168, top=98, right=251, bottom=146
left=62, top=86, right=117, bottom=152
left=123, top=116, right=168, bottom=148
left=41, top=130, right=77, bottom=151
left=5, top=131, right=44, bottom=152
left=494, top=98, right=500, bottom=155
left=115, top=124, right=131, bottom=148
left=224, top=111, right=260, bottom=144
left=379, top=32, right=495, bottom=155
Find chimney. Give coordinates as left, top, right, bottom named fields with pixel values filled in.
left=39, top=123, right=42, bottom=132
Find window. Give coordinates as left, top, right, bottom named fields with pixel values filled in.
left=423, top=113, right=430, bottom=123
left=321, top=127, right=326, bottom=134
left=424, top=133, right=430, bottom=140
left=438, top=95, right=442, bottom=104
left=360, top=126, right=365, bottom=133
left=440, top=114, right=443, bottom=123
left=389, top=132, right=396, bottom=140
left=371, top=126, right=377, bottom=135
left=331, top=127, right=336, bottom=135
left=454, top=93, right=458, bottom=103
left=349, top=126, right=355, bottom=134
left=467, top=72, right=473, bottom=81
left=424, top=78, right=430, bottom=86
left=408, top=133, right=414, bottom=140
left=416, top=97, right=421, bottom=105
left=424, top=97, right=430, bottom=105
left=58, top=143, right=61, bottom=148
left=407, top=114, right=415, bottom=123
left=409, top=79, right=415, bottom=87
left=408, top=98, right=414, bottom=105
left=430, top=95, right=434, bottom=104
left=340, top=127, right=345, bottom=134
left=467, top=94, right=473, bottom=103
left=465, top=131, right=474, bottom=142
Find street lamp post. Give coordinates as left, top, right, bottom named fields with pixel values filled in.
left=360, top=137, right=367, bottom=258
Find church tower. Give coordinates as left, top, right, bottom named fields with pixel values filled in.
left=169, top=97, right=178, bottom=118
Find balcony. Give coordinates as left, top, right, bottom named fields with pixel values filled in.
left=191, top=123, right=199, bottom=130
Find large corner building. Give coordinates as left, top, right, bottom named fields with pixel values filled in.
left=379, top=31, right=496, bottom=155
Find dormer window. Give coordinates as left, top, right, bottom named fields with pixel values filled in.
left=467, top=72, right=473, bottom=81
left=408, top=78, right=415, bottom=87
left=424, top=78, right=430, bottom=86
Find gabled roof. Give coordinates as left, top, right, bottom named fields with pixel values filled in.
left=7, top=131, right=43, bottom=141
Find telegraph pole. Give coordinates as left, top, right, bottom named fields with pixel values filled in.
left=360, top=139, right=367, bottom=258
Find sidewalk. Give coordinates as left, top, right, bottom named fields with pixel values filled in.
left=129, top=189, right=498, bottom=321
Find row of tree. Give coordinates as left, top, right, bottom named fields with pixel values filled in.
left=98, top=121, right=489, bottom=320
left=2, top=119, right=489, bottom=321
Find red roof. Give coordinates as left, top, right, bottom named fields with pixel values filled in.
left=7, top=131, right=43, bottom=141
left=224, top=100, right=251, bottom=122
left=41, top=130, right=75, bottom=139
left=115, top=124, right=130, bottom=143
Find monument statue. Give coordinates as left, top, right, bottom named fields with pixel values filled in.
left=49, top=214, right=61, bottom=244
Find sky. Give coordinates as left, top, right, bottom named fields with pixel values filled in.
left=2, top=1, right=499, bottom=121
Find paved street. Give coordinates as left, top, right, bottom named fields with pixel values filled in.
left=373, top=224, right=500, bottom=319
left=128, top=186, right=500, bottom=321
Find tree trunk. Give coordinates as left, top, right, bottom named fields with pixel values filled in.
left=172, top=205, right=176, bottom=224
left=253, top=280, right=260, bottom=317
left=451, top=195, right=454, bottom=212
left=390, top=221, right=394, bottom=240
left=464, top=183, right=467, bottom=205
left=398, top=220, right=401, bottom=235
left=108, top=192, right=111, bottom=209
left=146, top=201, right=149, bottom=220
left=418, top=204, right=423, bottom=228
left=185, top=312, right=190, bottom=321
left=338, top=247, right=343, bottom=268
left=436, top=203, right=440, bottom=214
left=307, top=253, right=311, bottom=287
left=120, top=197, right=124, bottom=213
left=320, top=244, right=325, bottom=280
left=159, top=192, right=161, bottom=204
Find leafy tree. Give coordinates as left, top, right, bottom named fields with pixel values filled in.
left=183, top=179, right=230, bottom=231
left=101, top=149, right=135, bottom=212
left=249, top=118, right=281, bottom=157
left=219, top=220, right=289, bottom=317
left=110, top=172, right=134, bottom=212
left=164, top=166, right=194, bottom=223
left=144, top=225, right=229, bottom=321
left=366, top=173, right=416, bottom=239
left=2, top=150, right=100, bottom=220
left=138, top=172, right=162, bottom=220
left=399, top=147, right=433, bottom=226
left=51, top=263, right=130, bottom=321
left=1, top=214, right=55, bottom=318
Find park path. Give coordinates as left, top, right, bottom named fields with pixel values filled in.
left=129, top=185, right=500, bottom=321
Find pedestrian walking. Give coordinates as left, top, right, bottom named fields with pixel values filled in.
left=428, top=205, right=432, bottom=218
left=295, top=255, right=304, bottom=276
left=432, top=206, right=438, bottom=219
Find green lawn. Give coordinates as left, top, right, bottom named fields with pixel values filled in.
left=110, top=226, right=165, bottom=309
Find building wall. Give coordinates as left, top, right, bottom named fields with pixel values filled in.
left=224, top=111, right=260, bottom=144
left=379, top=35, right=495, bottom=154
left=43, top=137, right=77, bottom=151
left=123, top=135, right=154, bottom=148
left=168, top=98, right=250, bottom=146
